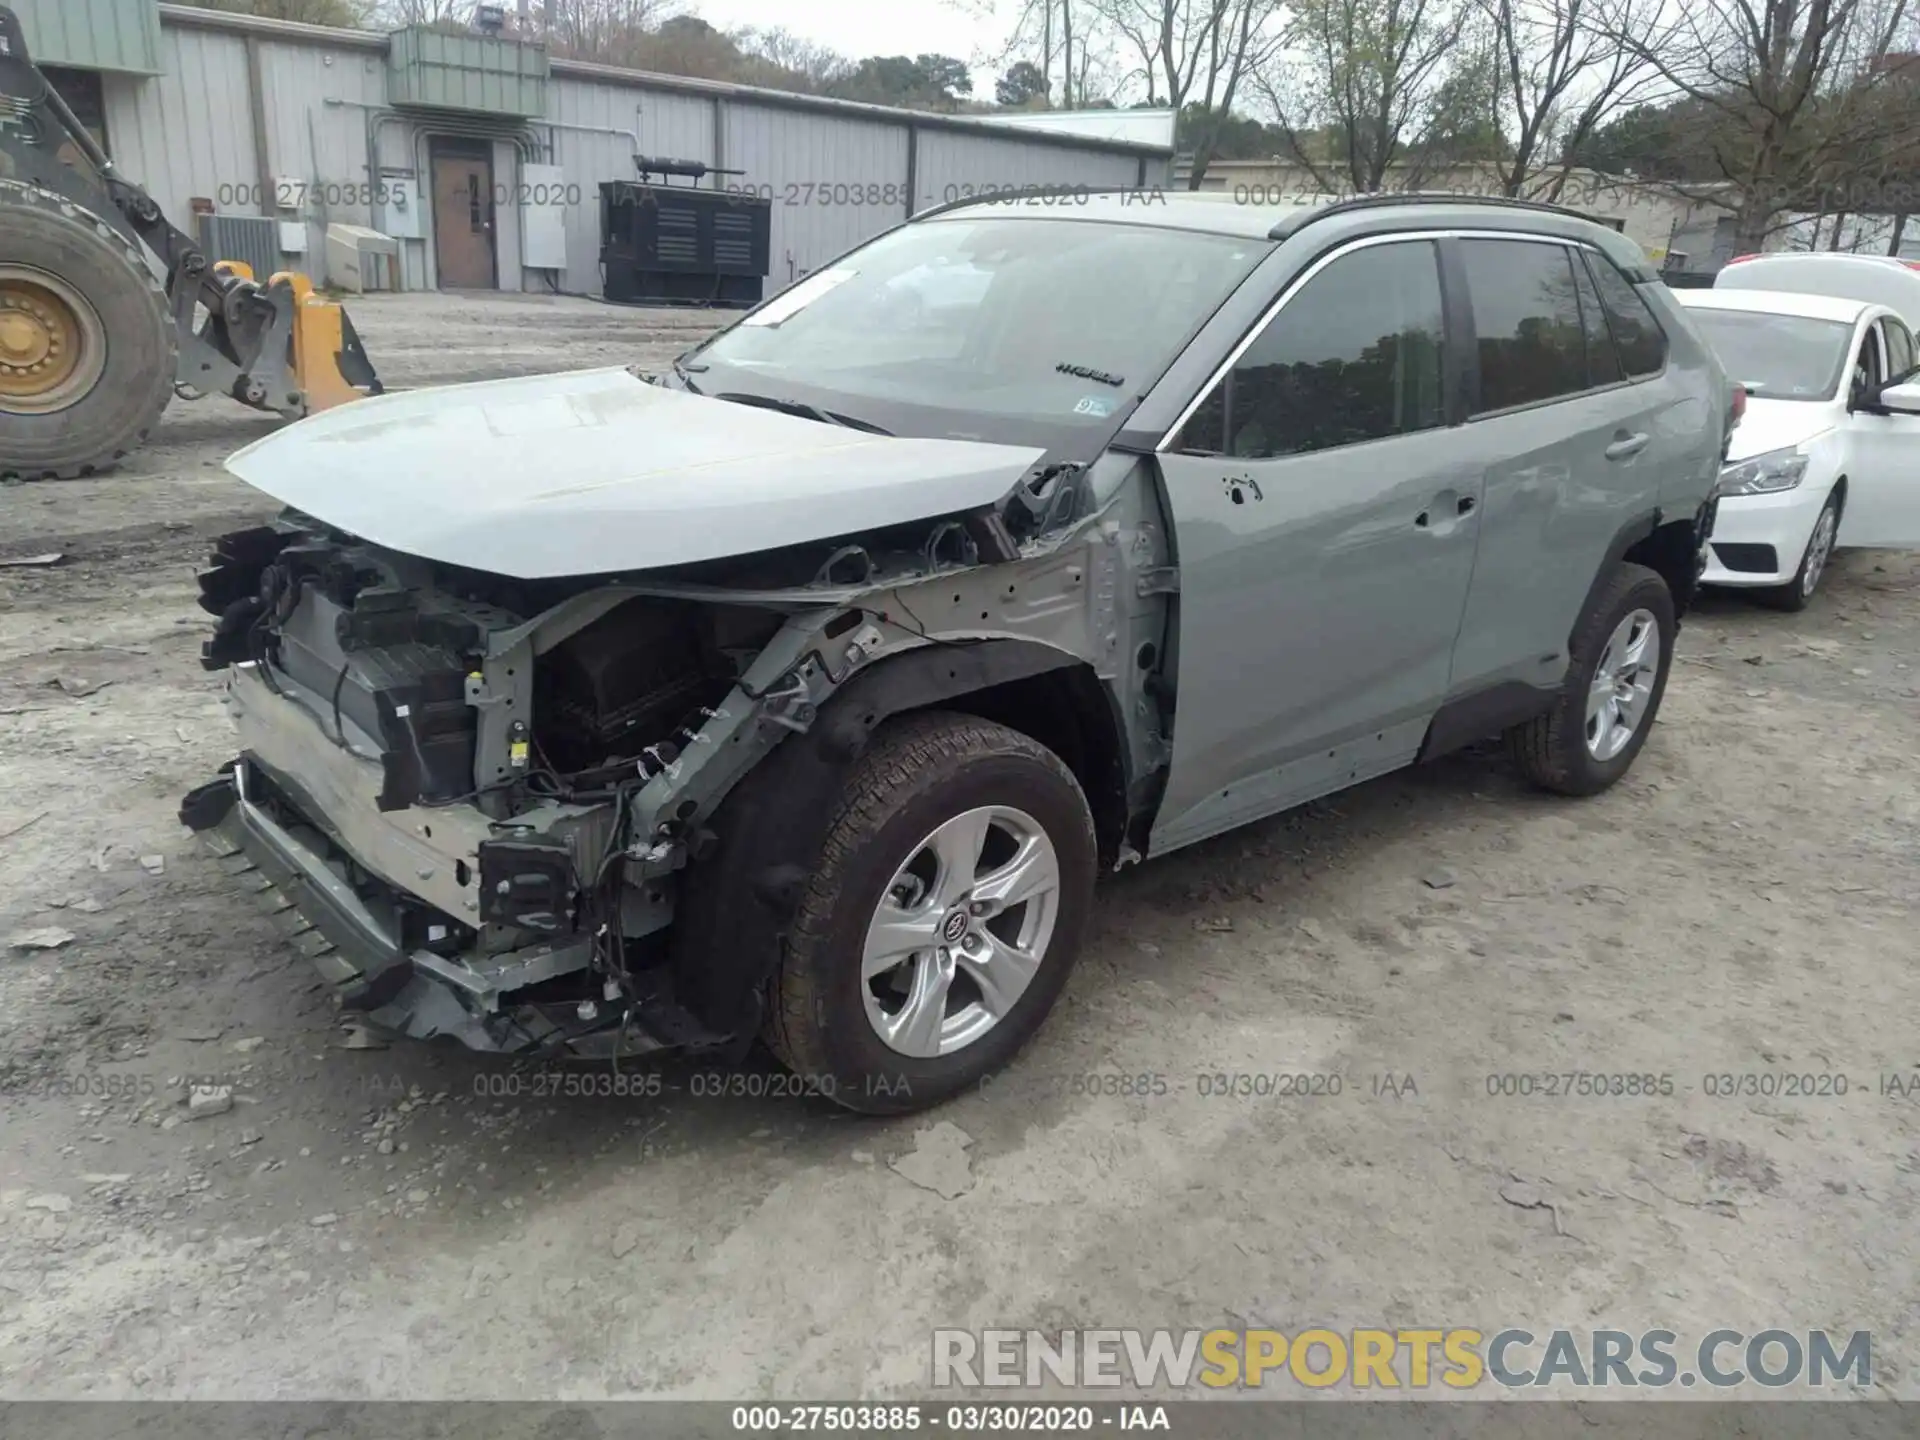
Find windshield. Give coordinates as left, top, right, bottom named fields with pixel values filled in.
left=1686, top=308, right=1855, bottom=401
left=688, top=217, right=1267, bottom=445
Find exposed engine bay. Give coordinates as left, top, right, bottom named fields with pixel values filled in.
left=178, top=466, right=1173, bottom=1062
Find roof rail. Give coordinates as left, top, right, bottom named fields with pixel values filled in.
left=1268, top=191, right=1602, bottom=240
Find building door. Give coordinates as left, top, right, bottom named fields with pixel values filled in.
left=429, top=139, right=496, bottom=290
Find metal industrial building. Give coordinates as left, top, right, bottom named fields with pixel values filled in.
left=9, top=0, right=1174, bottom=297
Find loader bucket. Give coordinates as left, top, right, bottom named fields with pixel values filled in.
left=271, top=271, right=383, bottom=414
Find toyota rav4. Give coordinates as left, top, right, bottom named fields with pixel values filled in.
left=181, top=192, right=1730, bottom=1112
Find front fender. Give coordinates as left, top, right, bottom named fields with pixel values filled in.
left=669, top=638, right=1085, bottom=1041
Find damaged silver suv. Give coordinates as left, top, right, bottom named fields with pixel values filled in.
left=182, top=192, right=1729, bottom=1112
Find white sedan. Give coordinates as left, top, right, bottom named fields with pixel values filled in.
left=1676, top=288, right=1920, bottom=609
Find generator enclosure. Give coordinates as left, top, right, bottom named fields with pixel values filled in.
left=598, top=182, right=771, bottom=307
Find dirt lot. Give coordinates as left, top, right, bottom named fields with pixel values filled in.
left=1, top=290, right=1916, bottom=1402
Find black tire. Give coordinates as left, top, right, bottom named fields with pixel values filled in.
left=1755, top=490, right=1842, bottom=613
left=1507, top=562, right=1676, bottom=797
left=765, top=711, right=1097, bottom=1115
left=0, top=181, right=176, bottom=480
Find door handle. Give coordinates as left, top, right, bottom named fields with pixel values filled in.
left=1605, top=431, right=1650, bottom=461
left=1415, top=492, right=1476, bottom=529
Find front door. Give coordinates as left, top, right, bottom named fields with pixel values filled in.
left=430, top=141, right=496, bottom=290
left=1150, top=236, right=1484, bottom=855
left=1841, top=316, right=1920, bottom=546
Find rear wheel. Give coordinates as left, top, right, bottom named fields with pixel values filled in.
left=766, top=711, right=1097, bottom=1114
left=1507, top=563, right=1676, bottom=796
left=0, top=182, right=175, bottom=480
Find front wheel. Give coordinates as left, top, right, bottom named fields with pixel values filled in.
left=766, top=711, right=1097, bottom=1114
left=0, top=182, right=176, bottom=479
left=1757, top=491, right=1841, bottom=612
left=1507, top=562, right=1676, bottom=797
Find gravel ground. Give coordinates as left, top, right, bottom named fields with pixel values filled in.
left=1, top=290, right=1916, bottom=1403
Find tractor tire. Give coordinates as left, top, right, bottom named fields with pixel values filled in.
left=0, top=181, right=176, bottom=480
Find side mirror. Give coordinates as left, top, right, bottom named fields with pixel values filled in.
left=1877, top=380, right=1920, bottom=415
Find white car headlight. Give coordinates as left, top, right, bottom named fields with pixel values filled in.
left=1717, top=446, right=1809, bottom=496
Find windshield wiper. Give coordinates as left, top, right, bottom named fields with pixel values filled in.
left=714, top=391, right=892, bottom=435
left=671, top=355, right=707, bottom=394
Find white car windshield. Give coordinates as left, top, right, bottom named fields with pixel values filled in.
left=1686, top=309, right=1855, bottom=401
left=688, top=216, right=1266, bottom=441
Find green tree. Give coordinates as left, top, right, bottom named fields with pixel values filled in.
left=1178, top=102, right=1279, bottom=162
left=1564, top=101, right=1709, bottom=180
left=997, top=60, right=1051, bottom=105
left=829, top=54, right=976, bottom=109
left=917, top=54, right=976, bottom=99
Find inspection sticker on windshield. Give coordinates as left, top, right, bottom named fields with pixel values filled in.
left=1073, top=395, right=1117, bottom=418
left=743, top=268, right=857, bottom=326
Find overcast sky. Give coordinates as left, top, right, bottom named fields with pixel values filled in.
left=691, top=0, right=1013, bottom=81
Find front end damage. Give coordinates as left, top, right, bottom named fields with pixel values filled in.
left=180, top=457, right=1174, bottom=1062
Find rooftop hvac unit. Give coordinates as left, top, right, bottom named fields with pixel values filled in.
left=325, top=223, right=401, bottom=293
left=598, top=157, right=769, bottom=307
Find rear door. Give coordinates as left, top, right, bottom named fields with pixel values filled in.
left=1445, top=237, right=1683, bottom=698
left=1149, top=235, right=1484, bottom=854
left=1840, top=315, right=1920, bottom=546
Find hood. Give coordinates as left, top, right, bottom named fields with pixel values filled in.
left=225, top=367, right=1047, bottom=580
left=1725, top=397, right=1834, bottom=464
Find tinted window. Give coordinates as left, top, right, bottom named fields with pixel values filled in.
left=1584, top=252, right=1668, bottom=376
left=1851, top=323, right=1883, bottom=397
left=1462, top=239, right=1586, bottom=412
left=1883, top=318, right=1916, bottom=380
left=1572, top=252, right=1623, bottom=387
left=1684, top=309, right=1853, bottom=401
left=1176, top=241, right=1445, bottom=458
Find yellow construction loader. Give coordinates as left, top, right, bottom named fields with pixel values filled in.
left=0, top=4, right=381, bottom=481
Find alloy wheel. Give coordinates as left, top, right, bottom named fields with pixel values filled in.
left=1801, top=505, right=1838, bottom=599
left=1585, top=608, right=1660, bottom=762
left=861, top=805, right=1062, bottom=1058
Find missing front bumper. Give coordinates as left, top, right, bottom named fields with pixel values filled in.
left=180, top=761, right=692, bottom=1059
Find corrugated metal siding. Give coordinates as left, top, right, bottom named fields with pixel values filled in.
left=915, top=131, right=1142, bottom=205
left=108, top=11, right=1171, bottom=297
left=722, top=106, right=908, bottom=290
left=544, top=76, right=714, bottom=288
left=11, top=0, right=161, bottom=75
left=258, top=38, right=391, bottom=280
left=101, top=24, right=255, bottom=224
left=259, top=38, right=389, bottom=233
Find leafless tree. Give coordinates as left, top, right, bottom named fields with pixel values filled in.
left=184, top=0, right=375, bottom=22
left=1253, top=0, right=1477, bottom=192
left=1611, top=0, right=1920, bottom=248
left=372, top=0, right=474, bottom=24
left=538, top=0, right=689, bottom=62
left=728, top=26, right=851, bottom=89
left=1476, top=0, right=1662, bottom=199
left=978, top=0, right=1121, bottom=107
left=1083, top=0, right=1286, bottom=182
